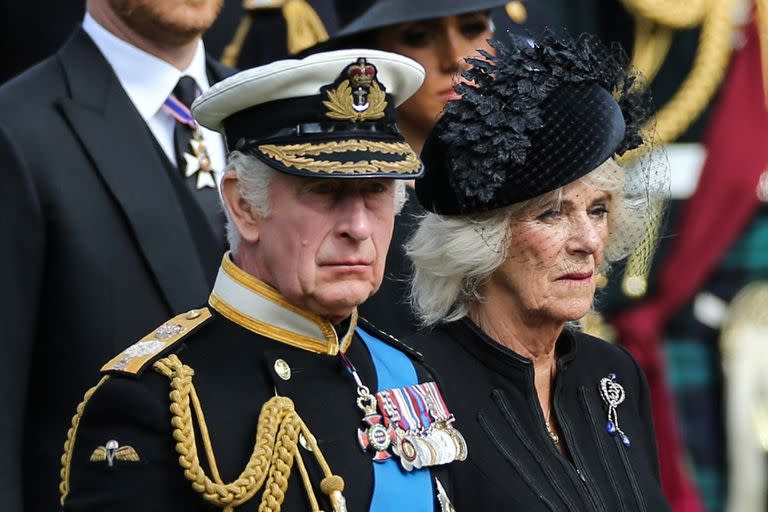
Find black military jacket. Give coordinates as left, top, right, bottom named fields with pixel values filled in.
left=408, top=319, right=672, bottom=512
left=60, top=258, right=453, bottom=511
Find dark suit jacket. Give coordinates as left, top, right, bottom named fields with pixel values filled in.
left=0, top=28, right=232, bottom=512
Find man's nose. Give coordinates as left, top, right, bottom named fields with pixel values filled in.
left=336, top=195, right=373, bottom=241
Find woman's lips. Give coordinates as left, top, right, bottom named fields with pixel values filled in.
left=557, top=271, right=593, bottom=281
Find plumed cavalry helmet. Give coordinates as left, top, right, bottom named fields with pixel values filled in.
left=192, top=49, right=426, bottom=179
left=416, top=32, right=656, bottom=215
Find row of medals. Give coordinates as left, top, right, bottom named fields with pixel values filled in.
left=395, top=422, right=468, bottom=471
left=360, top=389, right=468, bottom=471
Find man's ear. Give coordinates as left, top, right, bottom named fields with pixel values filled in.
left=221, top=171, right=261, bottom=244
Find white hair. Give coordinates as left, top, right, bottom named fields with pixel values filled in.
left=407, top=159, right=638, bottom=327
left=223, top=150, right=408, bottom=253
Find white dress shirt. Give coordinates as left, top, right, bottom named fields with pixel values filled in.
left=82, top=13, right=227, bottom=185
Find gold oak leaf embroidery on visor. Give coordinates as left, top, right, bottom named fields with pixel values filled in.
left=258, top=139, right=420, bottom=174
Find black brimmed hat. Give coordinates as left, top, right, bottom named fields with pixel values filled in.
left=416, top=32, right=652, bottom=215
left=192, top=49, right=425, bottom=178
left=334, top=0, right=512, bottom=39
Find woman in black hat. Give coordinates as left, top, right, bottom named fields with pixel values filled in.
left=321, top=0, right=535, bottom=339
left=328, top=0, right=533, bottom=154
left=405, top=33, right=672, bottom=510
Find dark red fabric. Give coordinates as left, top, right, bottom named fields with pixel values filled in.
left=613, top=17, right=768, bottom=511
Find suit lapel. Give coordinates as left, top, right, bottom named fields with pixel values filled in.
left=56, top=28, right=210, bottom=313
left=206, top=56, right=237, bottom=84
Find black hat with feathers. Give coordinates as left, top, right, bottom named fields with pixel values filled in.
left=416, top=31, right=652, bottom=215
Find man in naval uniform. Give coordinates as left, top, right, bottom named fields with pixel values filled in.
left=59, top=49, right=465, bottom=511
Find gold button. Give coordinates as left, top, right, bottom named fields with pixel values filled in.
left=274, top=359, right=291, bottom=381
left=185, top=309, right=201, bottom=320
left=505, top=1, right=528, bottom=24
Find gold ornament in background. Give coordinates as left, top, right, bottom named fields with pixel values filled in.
left=580, top=311, right=617, bottom=342
left=220, top=0, right=329, bottom=67
left=757, top=0, right=768, bottom=105
left=720, top=282, right=768, bottom=511
left=505, top=1, right=528, bottom=24
left=616, top=0, right=740, bottom=298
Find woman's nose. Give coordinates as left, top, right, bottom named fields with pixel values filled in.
left=438, top=28, right=468, bottom=74
left=567, top=217, right=604, bottom=255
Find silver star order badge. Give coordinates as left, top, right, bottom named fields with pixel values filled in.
left=183, top=134, right=216, bottom=190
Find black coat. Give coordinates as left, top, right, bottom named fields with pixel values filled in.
left=61, top=311, right=452, bottom=510
left=408, top=319, right=672, bottom=511
left=0, top=28, right=230, bottom=512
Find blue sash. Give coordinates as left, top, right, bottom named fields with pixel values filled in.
left=355, top=327, right=433, bottom=512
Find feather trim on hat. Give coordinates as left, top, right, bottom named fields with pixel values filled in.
left=441, top=32, right=651, bottom=205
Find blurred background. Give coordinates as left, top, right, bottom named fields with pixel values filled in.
left=4, top=1, right=766, bottom=510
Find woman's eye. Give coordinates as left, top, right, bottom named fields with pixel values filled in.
left=399, top=25, right=434, bottom=47
left=590, top=205, right=609, bottom=217
left=460, top=19, right=490, bottom=39
left=537, top=209, right=561, bottom=220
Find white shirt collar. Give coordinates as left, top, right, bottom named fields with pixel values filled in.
left=208, top=254, right=358, bottom=355
left=82, top=12, right=211, bottom=122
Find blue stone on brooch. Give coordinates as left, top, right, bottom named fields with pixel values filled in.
left=620, top=434, right=632, bottom=447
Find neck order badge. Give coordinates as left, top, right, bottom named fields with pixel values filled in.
left=164, top=85, right=216, bottom=190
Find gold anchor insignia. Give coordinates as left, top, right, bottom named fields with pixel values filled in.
left=323, top=58, right=387, bottom=122
left=183, top=132, right=216, bottom=190
left=90, top=440, right=140, bottom=467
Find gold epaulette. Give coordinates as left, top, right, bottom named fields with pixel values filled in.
left=100, top=308, right=212, bottom=376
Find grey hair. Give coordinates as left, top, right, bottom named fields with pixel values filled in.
left=222, top=151, right=277, bottom=253
left=407, top=159, right=632, bottom=327
left=223, top=150, right=409, bottom=253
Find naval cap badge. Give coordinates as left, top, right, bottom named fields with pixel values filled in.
left=323, top=57, right=388, bottom=122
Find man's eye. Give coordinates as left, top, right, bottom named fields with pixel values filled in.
left=309, top=183, right=334, bottom=194
left=364, top=182, right=387, bottom=194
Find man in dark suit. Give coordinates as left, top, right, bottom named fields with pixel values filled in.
left=0, top=1, right=232, bottom=510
